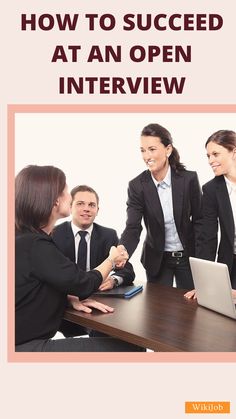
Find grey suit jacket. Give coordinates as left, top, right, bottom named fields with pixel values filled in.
left=120, top=168, right=203, bottom=276
left=52, top=221, right=135, bottom=285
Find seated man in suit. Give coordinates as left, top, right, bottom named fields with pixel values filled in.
left=52, top=184, right=135, bottom=336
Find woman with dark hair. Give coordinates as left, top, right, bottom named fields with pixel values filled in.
left=15, top=165, right=142, bottom=352
left=185, top=129, right=236, bottom=299
left=120, top=123, right=202, bottom=289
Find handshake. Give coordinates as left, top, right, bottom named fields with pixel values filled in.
left=108, top=245, right=129, bottom=269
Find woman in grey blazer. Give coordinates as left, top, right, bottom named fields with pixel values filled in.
left=120, top=123, right=203, bottom=290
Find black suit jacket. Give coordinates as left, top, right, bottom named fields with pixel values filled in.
left=52, top=222, right=134, bottom=285
left=198, top=175, right=235, bottom=273
left=120, top=169, right=203, bottom=276
left=15, top=230, right=103, bottom=345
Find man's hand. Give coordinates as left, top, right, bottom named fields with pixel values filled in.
left=109, top=245, right=128, bottom=268
left=99, top=276, right=115, bottom=291
left=68, top=295, right=114, bottom=313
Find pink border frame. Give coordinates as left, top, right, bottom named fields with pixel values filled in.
left=8, top=104, right=236, bottom=363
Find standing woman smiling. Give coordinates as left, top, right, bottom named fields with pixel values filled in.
left=120, top=123, right=202, bottom=289
left=200, top=130, right=236, bottom=286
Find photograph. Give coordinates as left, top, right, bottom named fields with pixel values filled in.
left=11, top=108, right=236, bottom=356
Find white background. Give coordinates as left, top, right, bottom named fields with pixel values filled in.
left=16, top=111, right=236, bottom=279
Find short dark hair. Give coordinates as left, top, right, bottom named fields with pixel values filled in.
left=141, top=123, right=185, bottom=172
left=15, top=165, right=66, bottom=232
left=70, top=185, right=99, bottom=205
left=205, top=130, right=236, bottom=151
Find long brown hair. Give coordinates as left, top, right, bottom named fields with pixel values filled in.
left=15, top=165, right=66, bottom=232
left=141, top=123, right=186, bottom=172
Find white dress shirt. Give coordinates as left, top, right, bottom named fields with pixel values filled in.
left=152, top=166, right=183, bottom=251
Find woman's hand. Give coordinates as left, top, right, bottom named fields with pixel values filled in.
left=109, top=245, right=129, bottom=268
left=185, top=289, right=236, bottom=301
left=99, top=276, right=116, bottom=291
left=184, top=289, right=197, bottom=299
left=68, top=295, right=114, bottom=313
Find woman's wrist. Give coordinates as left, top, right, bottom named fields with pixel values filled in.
left=107, top=257, right=116, bottom=270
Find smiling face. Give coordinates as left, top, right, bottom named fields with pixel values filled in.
left=206, top=141, right=236, bottom=177
left=140, top=136, right=172, bottom=180
left=71, top=191, right=99, bottom=229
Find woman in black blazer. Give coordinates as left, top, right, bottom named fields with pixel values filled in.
left=15, top=165, right=143, bottom=352
left=185, top=129, right=236, bottom=299
left=120, top=123, right=202, bottom=290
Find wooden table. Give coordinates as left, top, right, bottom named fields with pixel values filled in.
left=64, top=284, right=236, bottom=352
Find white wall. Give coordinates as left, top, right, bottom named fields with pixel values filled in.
left=15, top=112, right=235, bottom=280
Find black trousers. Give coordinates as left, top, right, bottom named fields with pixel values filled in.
left=59, top=319, right=108, bottom=338
left=15, top=336, right=145, bottom=352
left=146, top=253, right=194, bottom=290
left=59, top=319, right=88, bottom=338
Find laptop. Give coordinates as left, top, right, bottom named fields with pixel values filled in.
left=189, top=257, right=236, bottom=319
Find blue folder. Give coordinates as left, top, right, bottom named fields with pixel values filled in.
left=94, top=285, right=143, bottom=299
